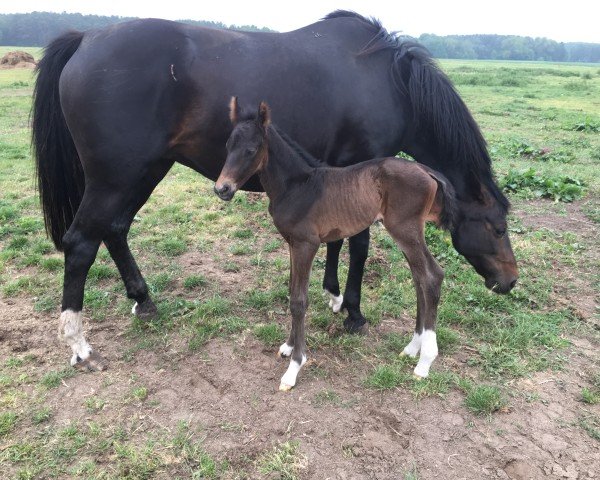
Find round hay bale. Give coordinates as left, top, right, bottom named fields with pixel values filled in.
left=0, top=50, right=36, bottom=69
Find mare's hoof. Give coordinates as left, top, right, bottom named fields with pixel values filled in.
left=344, top=318, right=369, bottom=336
left=75, top=351, right=107, bottom=372
left=413, top=374, right=425, bottom=381
left=343, top=313, right=369, bottom=336
left=132, top=299, right=158, bottom=320
left=279, top=383, right=293, bottom=392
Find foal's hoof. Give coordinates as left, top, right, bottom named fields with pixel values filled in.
left=74, top=351, right=107, bottom=372
left=132, top=298, right=158, bottom=320
left=278, top=343, right=293, bottom=358
left=279, top=383, right=293, bottom=392
left=412, top=373, right=424, bottom=381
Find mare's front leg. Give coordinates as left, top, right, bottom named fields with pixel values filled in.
left=279, top=241, right=319, bottom=391
left=323, top=239, right=344, bottom=313
left=342, top=228, right=370, bottom=334
left=390, top=224, right=444, bottom=378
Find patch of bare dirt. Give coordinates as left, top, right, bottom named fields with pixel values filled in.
left=1, top=294, right=599, bottom=479
left=0, top=50, right=36, bottom=69
left=513, top=200, right=599, bottom=326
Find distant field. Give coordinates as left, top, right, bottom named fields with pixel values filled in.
left=0, top=59, right=598, bottom=478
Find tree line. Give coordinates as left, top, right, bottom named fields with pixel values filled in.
left=1, top=12, right=598, bottom=63
left=0, top=12, right=273, bottom=47
left=417, top=33, right=599, bottom=63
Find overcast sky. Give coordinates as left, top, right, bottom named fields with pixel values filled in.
left=2, top=0, right=599, bottom=43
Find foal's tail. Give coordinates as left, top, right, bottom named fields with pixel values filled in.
left=32, top=30, right=85, bottom=251
left=424, top=168, right=458, bottom=232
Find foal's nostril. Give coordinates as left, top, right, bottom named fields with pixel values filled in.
left=214, top=184, right=230, bottom=196
left=509, top=279, right=517, bottom=289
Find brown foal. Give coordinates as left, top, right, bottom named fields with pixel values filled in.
left=215, top=98, right=457, bottom=390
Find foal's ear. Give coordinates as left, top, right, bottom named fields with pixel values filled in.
left=258, top=101, right=271, bottom=128
left=229, top=96, right=240, bottom=125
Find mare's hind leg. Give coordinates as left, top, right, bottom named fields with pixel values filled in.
left=59, top=188, right=127, bottom=371
left=279, top=241, right=319, bottom=391
left=103, top=162, right=172, bottom=319
left=104, top=234, right=157, bottom=318
left=59, top=161, right=172, bottom=370
left=386, top=222, right=444, bottom=378
left=323, top=239, right=344, bottom=313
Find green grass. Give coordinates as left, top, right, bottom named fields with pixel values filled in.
left=183, top=274, right=208, bottom=289
left=581, top=373, right=600, bottom=405
left=365, top=364, right=408, bottom=390
left=0, top=58, right=598, bottom=475
left=0, top=411, right=18, bottom=436
left=40, top=368, right=76, bottom=389
left=464, top=385, right=507, bottom=415
left=254, top=322, right=286, bottom=346
left=257, top=441, right=306, bottom=480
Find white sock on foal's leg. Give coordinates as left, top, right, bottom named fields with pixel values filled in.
left=413, top=330, right=438, bottom=378
left=401, top=331, right=422, bottom=358
left=59, top=309, right=92, bottom=366
left=279, top=355, right=307, bottom=391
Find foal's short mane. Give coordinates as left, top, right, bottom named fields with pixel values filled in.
left=323, top=10, right=509, bottom=213
left=271, top=125, right=323, bottom=168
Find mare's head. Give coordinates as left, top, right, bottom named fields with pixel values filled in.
left=451, top=190, right=518, bottom=294
left=214, top=97, right=270, bottom=201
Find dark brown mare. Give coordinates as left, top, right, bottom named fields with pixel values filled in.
left=216, top=98, right=458, bottom=389
left=31, top=11, right=517, bottom=370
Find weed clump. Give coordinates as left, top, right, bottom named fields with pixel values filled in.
left=501, top=168, right=584, bottom=202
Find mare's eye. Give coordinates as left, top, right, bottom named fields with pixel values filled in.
left=245, top=147, right=257, bottom=156
left=495, top=227, right=506, bottom=237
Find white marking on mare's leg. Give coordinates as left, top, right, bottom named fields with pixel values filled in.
left=325, top=291, right=343, bottom=313
left=401, top=331, right=422, bottom=358
left=278, top=343, right=293, bottom=357
left=131, top=302, right=138, bottom=315
left=414, top=330, right=438, bottom=378
left=58, top=309, right=92, bottom=366
left=279, top=355, right=307, bottom=391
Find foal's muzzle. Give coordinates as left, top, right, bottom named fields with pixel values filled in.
left=214, top=183, right=235, bottom=201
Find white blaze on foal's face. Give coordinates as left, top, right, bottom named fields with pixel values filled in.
left=59, top=309, right=92, bottom=366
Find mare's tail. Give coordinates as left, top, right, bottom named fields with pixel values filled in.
left=32, top=30, right=85, bottom=251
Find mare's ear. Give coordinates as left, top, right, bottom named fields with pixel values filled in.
left=229, top=96, right=240, bottom=125
left=258, top=101, right=271, bottom=128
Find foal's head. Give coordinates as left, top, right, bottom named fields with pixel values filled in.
left=214, top=97, right=270, bottom=201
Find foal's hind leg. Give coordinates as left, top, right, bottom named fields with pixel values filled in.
left=279, top=241, right=319, bottom=391
left=386, top=222, right=444, bottom=378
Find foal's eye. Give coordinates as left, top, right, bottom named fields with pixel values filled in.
left=245, top=147, right=257, bottom=156
left=495, top=227, right=506, bottom=237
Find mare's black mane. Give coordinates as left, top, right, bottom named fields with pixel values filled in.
left=323, top=10, right=509, bottom=212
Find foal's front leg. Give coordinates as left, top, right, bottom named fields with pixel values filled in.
left=279, top=241, right=319, bottom=391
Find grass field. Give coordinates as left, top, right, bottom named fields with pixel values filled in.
left=0, top=52, right=598, bottom=479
